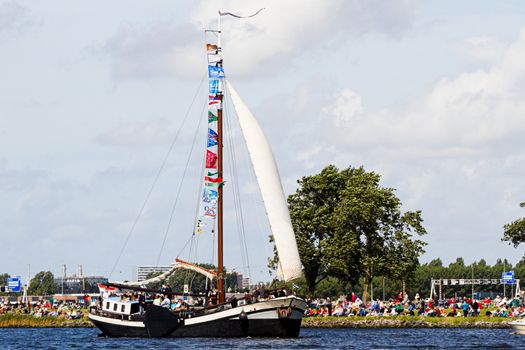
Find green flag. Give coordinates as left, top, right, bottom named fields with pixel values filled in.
left=208, top=111, right=218, bottom=123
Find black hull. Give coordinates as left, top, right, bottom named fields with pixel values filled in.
left=89, top=297, right=306, bottom=338
left=89, top=317, right=148, bottom=338
left=91, top=316, right=301, bottom=338
left=170, top=318, right=301, bottom=338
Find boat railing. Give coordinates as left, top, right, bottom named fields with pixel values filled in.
left=89, top=305, right=145, bottom=321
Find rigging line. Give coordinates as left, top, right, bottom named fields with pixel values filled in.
left=184, top=236, right=199, bottom=289
left=223, top=97, right=248, bottom=274
left=223, top=86, right=252, bottom=278
left=187, top=235, right=200, bottom=289
left=223, top=117, right=243, bottom=272
left=109, top=74, right=206, bottom=279
left=155, top=99, right=208, bottom=266
left=186, top=231, right=196, bottom=270
left=210, top=227, right=216, bottom=266
left=221, top=89, right=251, bottom=276
left=192, top=142, right=207, bottom=235
left=175, top=234, right=195, bottom=259
left=224, top=92, right=244, bottom=274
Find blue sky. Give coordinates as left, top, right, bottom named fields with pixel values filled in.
left=1, top=0, right=525, bottom=283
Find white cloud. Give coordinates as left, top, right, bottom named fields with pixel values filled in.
left=0, top=1, right=34, bottom=39
left=100, top=20, right=203, bottom=80
left=325, top=27, right=525, bottom=156
left=456, top=36, right=507, bottom=63
left=284, top=26, right=525, bottom=264
left=101, top=0, right=417, bottom=80
left=323, top=88, right=363, bottom=127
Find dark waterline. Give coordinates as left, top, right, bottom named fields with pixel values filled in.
left=0, top=328, right=522, bottom=349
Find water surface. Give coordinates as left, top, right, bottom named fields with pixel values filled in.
left=0, top=328, right=522, bottom=349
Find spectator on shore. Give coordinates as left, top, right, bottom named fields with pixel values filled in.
left=461, top=300, right=469, bottom=317
left=351, top=292, right=357, bottom=303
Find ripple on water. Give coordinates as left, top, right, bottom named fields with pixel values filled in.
left=0, top=327, right=523, bottom=349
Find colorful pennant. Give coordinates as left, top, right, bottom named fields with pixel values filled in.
left=196, top=42, right=225, bottom=234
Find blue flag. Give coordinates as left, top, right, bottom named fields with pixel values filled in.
left=203, top=188, right=218, bottom=203
left=209, top=79, right=219, bottom=94
left=208, top=65, right=225, bottom=78
left=207, top=128, right=218, bottom=147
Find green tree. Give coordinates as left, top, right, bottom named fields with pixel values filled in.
left=144, top=271, right=163, bottom=290
left=287, top=165, right=353, bottom=295
left=323, top=166, right=427, bottom=303
left=28, top=271, right=57, bottom=295
left=283, top=165, right=427, bottom=300
left=142, top=264, right=239, bottom=294
left=0, top=273, right=9, bottom=286
left=167, top=269, right=209, bottom=293
left=408, top=258, right=445, bottom=297
left=502, top=202, right=525, bottom=247
left=0, top=273, right=10, bottom=295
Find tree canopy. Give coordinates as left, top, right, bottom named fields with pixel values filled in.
left=0, top=273, right=10, bottom=295
left=28, top=271, right=56, bottom=295
left=287, top=164, right=427, bottom=300
left=287, top=165, right=351, bottom=294
left=145, top=265, right=240, bottom=293
left=502, top=202, right=525, bottom=247
left=0, top=273, right=9, bottom=286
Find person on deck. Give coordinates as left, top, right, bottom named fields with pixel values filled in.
left=244, top=290, right=252, bottom=305
left=161, top=295, right=170, bottom=308
left=209, top=289, right=218, bottom=305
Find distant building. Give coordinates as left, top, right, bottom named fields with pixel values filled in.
left=236, top=273, right=243, bottom=290
left=136, top=264, right=174, bottom=282
left=54, top=275, right=108, bottom=294
left=242, top=277, right=251, bottom=290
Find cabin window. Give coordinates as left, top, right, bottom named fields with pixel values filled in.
left=130, top=304, right=140, bottom=314
left=113, top=303, right=117, bottom=311
left=106, top=302, right=110, bottom=309
left=121, top=305, right=126, bottom=313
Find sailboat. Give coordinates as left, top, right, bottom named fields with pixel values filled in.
left=88, top=11, right=307, bottom=338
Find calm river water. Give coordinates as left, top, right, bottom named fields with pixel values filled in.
left=0, top=328, right=522, bottom=349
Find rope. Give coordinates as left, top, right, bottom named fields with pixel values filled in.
left=222, top=85, right=252, bottom=278
left=109, top=75, right=205, bottom=278
left=155, top=99, right=208, bottom=266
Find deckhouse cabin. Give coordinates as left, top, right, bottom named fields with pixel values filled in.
left=102, top=297, right=140, bottom=315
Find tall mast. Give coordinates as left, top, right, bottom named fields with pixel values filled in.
left=216, top=12, right=225, bottom=304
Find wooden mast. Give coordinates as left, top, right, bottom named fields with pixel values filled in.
left=216, top=12, right=225, bottom=304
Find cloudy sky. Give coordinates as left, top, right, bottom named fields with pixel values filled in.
left=1, top=0, right=525, bottom=283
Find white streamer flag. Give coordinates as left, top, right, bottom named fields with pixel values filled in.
left=219, top=8, right=265, bottom=19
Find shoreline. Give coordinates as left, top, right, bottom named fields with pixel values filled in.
left=0, top=314, right=514, bottom=329
left=301, top=316, right=512, bottom=329
left=0, top=314, right=93, bottom=328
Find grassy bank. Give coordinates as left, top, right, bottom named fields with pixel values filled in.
left=302, top=316, right=512, bottom=328
left=0, top=314, right=93, bottom=328
left=0, top=313, right=514, bottom=329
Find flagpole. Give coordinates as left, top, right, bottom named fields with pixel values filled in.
left=216, top=10, right=225, bottom=304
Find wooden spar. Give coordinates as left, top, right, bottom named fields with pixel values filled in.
left=216, top=12, right=225, bottom=304
left=217, top=93, right=224, bottom=303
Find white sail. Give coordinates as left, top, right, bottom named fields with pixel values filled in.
left=226, top=80, right=303, bottom=282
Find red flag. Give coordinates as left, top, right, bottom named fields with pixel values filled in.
left=206, top=150, right=218, bottom=168
left=204, top=176, right=223, bottom=183
left=97, top=283, right=118, bottom=293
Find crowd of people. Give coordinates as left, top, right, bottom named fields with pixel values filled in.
left=304, top=292, right=525, bottom=318
left=6, top=287, right=525, bottom=321
left=0, top=297, right=85, bottom=320
left=102, top=284, right=292, bottom=312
